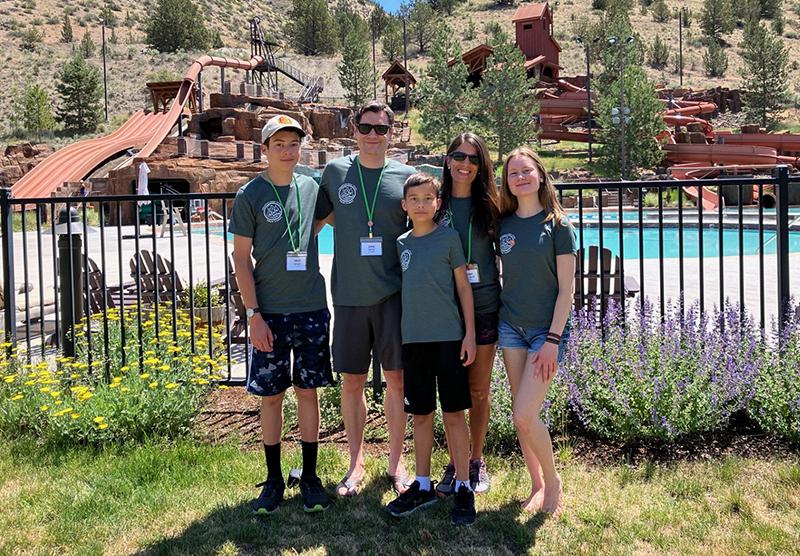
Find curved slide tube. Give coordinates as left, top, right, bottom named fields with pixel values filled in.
left=11, top=54, right=265, bottom=199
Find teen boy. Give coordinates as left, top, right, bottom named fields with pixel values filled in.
left=387, top=173, right=477, bottom=526
left=315, top=101, right=415, bottom=496
left=230, top=115, right=333, bottom=514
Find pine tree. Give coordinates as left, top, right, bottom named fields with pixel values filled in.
left=338, top=27, right=373, bottom=108
left=407, top=0, right=437, bottom=54
left=61, top=14, right=73, bottom=43
left=650, top=0, right=670, bottom=22
left=369, top=6, right=389, bottom=39
left=700, top=0, right=734, bottom=44
left=145, top=0, right=210, bottom=53
left=416, top=25, right=474, bottom=148
left=56, top=54, right=103, bottom=134
left=109, top=27, right=118, bottom=45
left=211, top=29, right=223, bottom=48
left=381, top=19, right=402, bottom=61
left=703, top=40, right=728, bottom=76
left=740, top=23, right=788, bottom=129
left=648, top=35, right=669, bottom=68
left=79, top=29, right=96, bottom=58
left=464, top=19, right=476, bottom=41
left=11, top=83, right=56, bottom=138
left=285, top=0, right=337, bottom=55
left=476, top=33, right=537, bottom=162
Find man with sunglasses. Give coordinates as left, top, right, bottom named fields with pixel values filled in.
left=315, top=101, right=415, bottom=497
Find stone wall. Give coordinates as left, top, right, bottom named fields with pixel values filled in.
left=0, top=143, right=53, bottom=188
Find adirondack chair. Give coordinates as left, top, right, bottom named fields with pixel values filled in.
left=574, top=245, right=640, bottom=315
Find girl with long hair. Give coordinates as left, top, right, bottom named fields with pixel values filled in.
left=496, top=147, right=576, bottom=514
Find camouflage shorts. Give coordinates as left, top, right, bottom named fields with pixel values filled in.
left=246, top=308, right=334, bottom=397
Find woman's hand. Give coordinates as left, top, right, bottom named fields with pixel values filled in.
left=529, top=342, right=559, bottom=382
left=461, top=334, right=476, bottom=367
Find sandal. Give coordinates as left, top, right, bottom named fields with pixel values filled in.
left=335, top=474, right=364, bottom=497
left=387, top=473, right=412, bottom=495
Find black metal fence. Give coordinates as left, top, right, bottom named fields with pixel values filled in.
left=1, top=167, right=798, bottom=385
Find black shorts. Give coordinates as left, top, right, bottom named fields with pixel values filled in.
left=475, top=310, right=499, bottom=346
left=246, top=308, right=334, bottom=397
left=332, top=292, right=403, bottom=374
left=401, top=341, right=472, bottom=415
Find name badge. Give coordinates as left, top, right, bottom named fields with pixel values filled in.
left=466, top=263, right=480, bottom=284
left=360, top=236, right=383, bottom=256
left=286, top=251, right=308, bottom=271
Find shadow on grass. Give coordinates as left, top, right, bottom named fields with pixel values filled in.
left=138, top=475, right=548, bottom=555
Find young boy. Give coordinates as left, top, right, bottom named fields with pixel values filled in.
left=229, top=114, right=334, bottom=514
left=387, top=173, right=477, bottom=526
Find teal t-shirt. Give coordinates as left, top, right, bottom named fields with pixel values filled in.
left=316, top=154, right=416, bottom=307
left=498, top=211, right=577, bottom=328
left=228, top=173, right=327, bottom=314
left=439, top=196, right=500, bottom=314
left=396, top=226, right=467, bottom=344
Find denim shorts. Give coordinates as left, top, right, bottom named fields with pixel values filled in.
left=496, top=320, right=570, bottom=362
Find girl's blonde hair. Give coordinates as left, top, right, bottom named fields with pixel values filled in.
left=499, top=147, right=567, bottom=224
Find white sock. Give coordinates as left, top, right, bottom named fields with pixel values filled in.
left=455, top=480, right=472, bottom=492
left=416, top=475, right=431, bottom=491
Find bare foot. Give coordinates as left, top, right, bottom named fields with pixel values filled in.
left=522, top=489, right=544, bottom=513
left=336, top=465, right=366, bottom=497
left=541, top=476, right=563, bottom=515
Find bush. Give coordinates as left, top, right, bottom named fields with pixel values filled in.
left=0, top=303, right=226, bottom=446
left=648, top=35, right=670, bottom=69
left=651, top=0, right=670, bottom=22
left=19, top=28, right=43, bottom=51
left=703, top=40, right=728, bottom=77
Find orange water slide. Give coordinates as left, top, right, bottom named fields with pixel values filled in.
left=713, top=131, right=800, bottom=154
left=11, top=54, right=265, bottom=199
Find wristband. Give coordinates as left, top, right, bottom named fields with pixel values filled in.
left=546, top=332, right=561, bottom=340
left=545, top=337, right=560, bottom=346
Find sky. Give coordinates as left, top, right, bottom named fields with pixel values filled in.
left=374, top=0, right=404, bottom=15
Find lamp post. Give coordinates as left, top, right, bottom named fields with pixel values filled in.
left=99, top=18, right=108, bottom=122
left=608, top=35, right=635, bottom=179
left=677, top=7, right=688, bottom=87
left=550, top=1, right=560, bottom=35
left=402, top=16, right=409, bottom=117
left=575, top=36, right=593, bottom=165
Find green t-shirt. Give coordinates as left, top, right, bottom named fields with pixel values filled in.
left=498, top=211, right=577, bottom=328
left=439, top=196, right=500, bottom=314
left=228, top=173, right=327, bottom=314
left=396, top=226, right=467, bottom=344
left=316, top=154, right=416, bottom=307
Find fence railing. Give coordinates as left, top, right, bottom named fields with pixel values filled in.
left=1, top=168, right=798, bottom=386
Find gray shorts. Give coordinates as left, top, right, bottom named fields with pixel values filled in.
left=332, top=292, right=403, bottom=374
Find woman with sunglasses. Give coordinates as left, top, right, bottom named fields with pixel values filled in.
left=434, top=132, right=501, bottom=497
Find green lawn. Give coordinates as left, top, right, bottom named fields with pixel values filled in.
left=1, top=438, right=798, bottom=555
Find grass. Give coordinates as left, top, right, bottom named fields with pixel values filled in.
left=1, top=437, right=798, bottom=555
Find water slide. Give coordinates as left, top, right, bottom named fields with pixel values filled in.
left=11, top=54, right=266, bottom=199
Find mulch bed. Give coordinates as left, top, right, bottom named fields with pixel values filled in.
left=194, top=387, right=799, bottom=464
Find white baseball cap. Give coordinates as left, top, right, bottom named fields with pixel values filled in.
left=261, top=114, right=306, bottom=143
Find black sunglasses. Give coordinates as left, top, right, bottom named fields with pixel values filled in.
left=357, top=123, right=391, bottom=135
left=450, top=151, right=480, bottom=165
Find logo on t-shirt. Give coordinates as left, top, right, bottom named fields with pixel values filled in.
left=499, top=233, right=516, bottom=254
left=400, top=249, right=412, bottom=272
left=262, top=201, right=283, bottom=223
left=338, top=183, right=357, bottom=205
left=437, top=211, right=452, bottom=228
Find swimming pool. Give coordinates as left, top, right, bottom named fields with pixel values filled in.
left=208, top=224, right=800, bottom=260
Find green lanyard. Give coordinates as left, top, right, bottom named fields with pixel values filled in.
left=355, top=156, right=387, bottom=238
left=266, top=176, right=302, bottom=253
left=447, top=208, right=473, bottom=264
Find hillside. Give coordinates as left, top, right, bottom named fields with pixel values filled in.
left=1, top=0, right=799, bottom=144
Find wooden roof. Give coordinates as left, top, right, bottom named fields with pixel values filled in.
left=448, top=44, right=494, bottom=73
left=381, top=60, right=416, bottom=86
left=512, top=2, right=548, bottom=22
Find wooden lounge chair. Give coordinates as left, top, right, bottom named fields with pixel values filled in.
left=574, top=245, right=640, bottom=314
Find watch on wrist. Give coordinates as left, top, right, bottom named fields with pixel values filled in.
left=246, top=307, right=257, bottom=319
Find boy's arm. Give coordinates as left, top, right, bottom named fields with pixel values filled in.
left=232, top=234, right=273, bottom=352
left=454, top=265, right=476, bottom=366
left=314, top=212, right=335, bottom=235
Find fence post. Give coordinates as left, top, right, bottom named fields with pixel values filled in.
left=1, top=187, right=16, bottom=350
left=774, top=165, right=790, bottom=335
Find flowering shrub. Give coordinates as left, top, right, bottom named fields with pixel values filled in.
left=562, top=299, right=763, bottom=442
left=0, top=304, right=226, bottom=445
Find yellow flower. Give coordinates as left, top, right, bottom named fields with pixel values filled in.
left=93, top=416, right=105, bottom=424
left=40, top=405, right=49, bottom=412
left=50, top=391, right=61, bottom=398
left=109, top=383, right=119, bottom=389
left=39, top=386, right=50, bottom=393
left=54, top=407, right=73, bottom=417
left=3, top=374, right=16, bottom=383
left=120, top=366, right=130, bottom=373
left=193, top=378, right=209, bottom=385
left=11, top=394, right=23, bottom=400
left=120, top=387, right=129, bottom=392
left=159, top=365, right=170, bottom=371
left=24, top=380, right=35, bottom=386
left=148, top=382, right=159, bottom=389
left=78, top=392, right=94, bottom=401
left=69, top=373, right=80, bottom=379
left=139, top=373, right=150, bottom=379
left=98, top=423, right=108, bottom=430
left=218, top=385, right=229, bottom=390
left=164, top=382, right=178, bottom=390
left=70, top=413, right=81, bottom=419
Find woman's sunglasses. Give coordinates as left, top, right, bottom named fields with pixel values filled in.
left=357, top=123, right=391, bottom=135
left=450, top=151, right=480, bottom=165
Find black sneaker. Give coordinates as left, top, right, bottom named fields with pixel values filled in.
left=253, top=477, right=285, bottom=515
left=386, top=480, right=438, bottom=517
left=470, top=459, right=492, bottom=494
left=452, top=484, right=476, bottom=526
left=435, top=463, right=456, bottom=496
left=299, top=476, right=330, bottom=513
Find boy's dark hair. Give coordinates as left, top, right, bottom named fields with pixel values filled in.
left=263, top=129, right=303, bottom=148
left=403, top=173, right=440, bottom=197
left=354, top=100, right=395, bottom=126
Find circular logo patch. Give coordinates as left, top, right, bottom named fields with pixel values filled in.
left=499, top=233, right=516, bottom=255
left=262, top=201, right=283, bottom=223
left=437, top=211, right=452, bottom=228
left=338, top=183, right=357, bottom=205
left=400, top=249, right=412, bottom=272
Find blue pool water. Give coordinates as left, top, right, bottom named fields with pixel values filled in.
left=210, top=223, right=800, bottom=259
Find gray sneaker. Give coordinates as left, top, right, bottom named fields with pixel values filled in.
left=434, top=463, right=456, bottom=496
left=470, top=459, right=491, bottom=494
